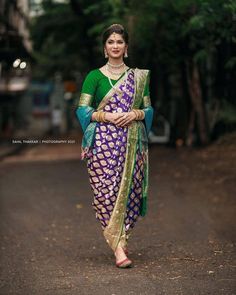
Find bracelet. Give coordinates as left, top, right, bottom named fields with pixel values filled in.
left=132, top=110, right=138, bottom=120
left=132, top=109, right=145, bottom=120
left=94, top=111, right=108, bottom=122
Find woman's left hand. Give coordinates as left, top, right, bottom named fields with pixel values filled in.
left=115, top=111, right=136, bottom=127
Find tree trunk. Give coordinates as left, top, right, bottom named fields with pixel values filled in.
left=186, top=59, right=209, bottom=145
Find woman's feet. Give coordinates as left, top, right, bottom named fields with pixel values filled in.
left=114, top=243, right=132, bottom=268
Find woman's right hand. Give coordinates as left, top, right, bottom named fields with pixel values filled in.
left=105, top=112, right=126, bottom=125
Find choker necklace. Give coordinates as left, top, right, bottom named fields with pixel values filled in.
left=107, top=61, right=124, bottom=68
left=107, top=67, right=125, bottom=76
left=106, top=63, right=126, bottom=76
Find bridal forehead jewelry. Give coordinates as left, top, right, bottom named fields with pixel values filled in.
left=112, top=32, right=117, bottom=39
left=109, top=24, right=124, bottom=29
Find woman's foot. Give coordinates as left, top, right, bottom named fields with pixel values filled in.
left=116, top=257, right=132, bottom=268
left=114, top=244, right=132, bottom=268
left=123, top=247, right=128, bottom=255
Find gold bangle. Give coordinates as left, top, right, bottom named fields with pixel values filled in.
left=94, top=111, right=99, bottom=121
left=98, top=111, right=103, bottom=122
left=132, top=109, right=145, bottom=120
left=140, top=110, right=145, bottom=120
left=136, top=110, right=141, bottom=120
left=96, top=111, right=101, bottom=122
left=132, top=109, right=138, bottom=120
left=101, top=112, right=105, bottom=122
left=139, top=110, right=145, bottom=120
left=103, top=112, right=108, bottom=122
left=137, top=110, right=141, bottom=120
left=96, top=111, right=107, bottom=123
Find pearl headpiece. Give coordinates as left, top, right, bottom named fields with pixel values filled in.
left=109, top=24, right=124, bottom=30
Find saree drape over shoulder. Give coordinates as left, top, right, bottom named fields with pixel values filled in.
left=75, top=68, right=153, bottom=251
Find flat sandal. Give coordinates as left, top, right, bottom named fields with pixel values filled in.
left=116, top=258, right=132, bottom=268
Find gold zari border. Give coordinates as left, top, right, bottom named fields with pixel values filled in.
left=143, top=95, right=151, bottom=107
left=103, top=120, right=138, bottom=251
left=78, top=93, right=93, bottom=106
left=132, top=69, right=149, bottom=109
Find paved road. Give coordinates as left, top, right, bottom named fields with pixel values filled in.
left=0, top=142, right=235, bottom=294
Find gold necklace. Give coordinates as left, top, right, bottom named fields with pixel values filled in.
left=107, top=61, right=124, bottom=68
left=106, top=66, right=128, bottom=93
left=106, top=63, right=126, bottom=76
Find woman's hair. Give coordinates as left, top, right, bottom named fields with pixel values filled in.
left=102, top=24, right=129, bottom=45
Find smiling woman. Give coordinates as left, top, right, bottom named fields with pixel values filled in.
left=75, top=24, right=153, bottom=268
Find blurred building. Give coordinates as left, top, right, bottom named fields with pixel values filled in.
left=0, top=0, right=32, bottom=138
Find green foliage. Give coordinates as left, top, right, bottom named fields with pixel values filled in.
left=29, top=0, right=235, bottom=141
left=219, top=100, right=236, bottom=123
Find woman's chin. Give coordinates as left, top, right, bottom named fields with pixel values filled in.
left=109, top=54, right=123, bottom=59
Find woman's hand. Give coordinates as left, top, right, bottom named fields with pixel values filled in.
left=115, top=111, right=136, bottom=127
left=104, top=112, right=126, bottom=125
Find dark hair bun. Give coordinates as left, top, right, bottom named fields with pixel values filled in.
left=102, top=24, right=129, bottom=45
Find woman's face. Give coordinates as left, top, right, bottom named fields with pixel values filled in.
left=104, top=33, right=127, bottom=59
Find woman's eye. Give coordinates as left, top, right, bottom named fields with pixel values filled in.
left=107, top=40, right=124, bottom=44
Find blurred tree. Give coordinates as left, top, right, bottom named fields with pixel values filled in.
left=30, top=0, right=126, bottom=78
left=30, top=0, right=236, bottom=145
left=127, top=0, right=236, bottom=145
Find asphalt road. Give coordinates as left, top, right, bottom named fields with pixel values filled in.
left=0, top=142, right=235, bottom=295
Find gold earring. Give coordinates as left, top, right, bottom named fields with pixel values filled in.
left=104, top=50, right=108, bottom=58
left=124, top=51, right=128, bottom=58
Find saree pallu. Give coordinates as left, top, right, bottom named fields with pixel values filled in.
left=76, top=68, right=153, bottom=251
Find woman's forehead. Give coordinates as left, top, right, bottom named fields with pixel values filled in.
left=107, top=33, right=124, bottom=41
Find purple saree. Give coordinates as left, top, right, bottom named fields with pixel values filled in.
left=76, top=68, right=153, bottom=252
left=87, top=70, right=144, bottom=250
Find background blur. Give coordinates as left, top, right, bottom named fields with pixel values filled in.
left=1, top=1, right=236, bottom=294
left=0, top=0, right=235, bottom=147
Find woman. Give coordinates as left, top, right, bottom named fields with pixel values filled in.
left=76, top=24, right=153, bottom=268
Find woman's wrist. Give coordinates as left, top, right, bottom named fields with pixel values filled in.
left=132, top=109, right=145, bottom=120
left=93, top=111, right=108, bottom=123
left=91, top=111, right=97, bottom=121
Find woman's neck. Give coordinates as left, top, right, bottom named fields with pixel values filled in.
left=108, top=58, right=124, bottom=65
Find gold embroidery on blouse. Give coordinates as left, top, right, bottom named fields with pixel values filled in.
left=78, top=93, right=93, bottom=106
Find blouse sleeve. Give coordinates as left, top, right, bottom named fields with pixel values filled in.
left=78, top=70, right=97, bottom=107
left=142, top=70, right=151, bottom=108
left=142, top=70, right=153, bottom=134
left=75, top=70, right=97, bottom=132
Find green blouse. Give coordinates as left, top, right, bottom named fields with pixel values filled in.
left=80, top=68, right=150, bottom=109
